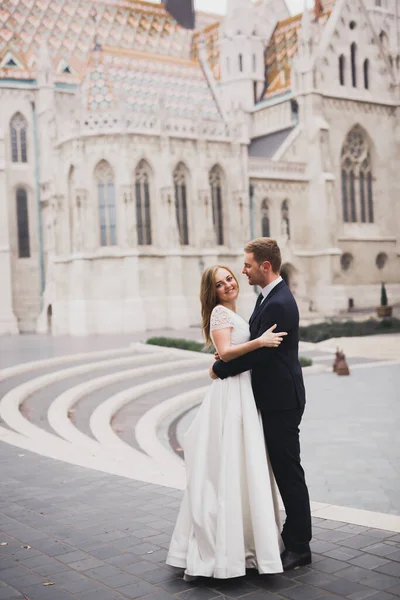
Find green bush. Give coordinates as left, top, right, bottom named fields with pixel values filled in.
left=300, top=356, right=313, bottom=368
left=146, top=336, right=313, bottom=366
left=299, top=317, right=400, bottom=343
left=146, top=336, right=206, bottom=353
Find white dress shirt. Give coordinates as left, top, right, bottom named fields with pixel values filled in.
left=260, top=276, right=283, bottom=303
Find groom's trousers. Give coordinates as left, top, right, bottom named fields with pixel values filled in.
left=261, top=408, right=312, bottom=554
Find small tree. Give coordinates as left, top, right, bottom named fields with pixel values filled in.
left=380, top=282, right=388, bottom=306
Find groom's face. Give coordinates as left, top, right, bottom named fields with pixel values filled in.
left=242, top=252, right=265, bottom=286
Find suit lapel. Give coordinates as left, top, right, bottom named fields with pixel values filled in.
left=249, top=280, right=286, bottom=327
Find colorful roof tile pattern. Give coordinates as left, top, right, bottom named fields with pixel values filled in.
left=263, top=0, right=336, bottom=99
left=83, top=48, right=222, bottom=120
left=191, top=22, right=220, bottom=80
left=0, top=0, right=219, bottom=81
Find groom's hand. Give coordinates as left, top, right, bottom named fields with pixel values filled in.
left=209, top=365, right=218, bottom=380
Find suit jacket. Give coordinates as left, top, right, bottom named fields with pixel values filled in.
left=212, top=280, right=306, bottom=412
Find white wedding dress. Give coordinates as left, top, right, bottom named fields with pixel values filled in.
left=166, top=304, right=283, bottom=579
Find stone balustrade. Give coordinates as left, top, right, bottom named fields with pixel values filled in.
left=248, top=157, right=308, bottom=180
left=57, top=111, right=247, bottom=144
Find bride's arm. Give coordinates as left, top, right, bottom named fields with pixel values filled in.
left=212, top=325, right=286, bottom=362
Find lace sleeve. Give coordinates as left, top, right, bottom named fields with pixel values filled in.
left=210, top=305, right=234, bottom=332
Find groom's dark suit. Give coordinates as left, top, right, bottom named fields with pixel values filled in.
left=213, top=280, right=312, bottom=553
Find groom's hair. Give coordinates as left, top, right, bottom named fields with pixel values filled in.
left=245, top=238, right=281, bottom=273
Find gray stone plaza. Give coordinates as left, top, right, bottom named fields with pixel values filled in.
left=0, top=333, right=400, bottom=599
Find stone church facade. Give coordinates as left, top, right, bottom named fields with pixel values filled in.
left=0, top=0, right=399, bottom=335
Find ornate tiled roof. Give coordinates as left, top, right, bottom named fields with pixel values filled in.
left=83, top=47, right=222, bottom=120
left=263, top=0, right=336, bottom=99
left=0, top=0, right=220, bottom=81
left=191, top=22, right=220, bottom=80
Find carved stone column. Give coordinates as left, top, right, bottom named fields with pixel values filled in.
left=121, top=184, right=136, bottom=247
left=0, top=126, right=18, bottom=333
left=160, top=186, right=180, bottom=249
left=73, top=188, right=86, bottom=252
left=199, top=188, right=216, bottom=248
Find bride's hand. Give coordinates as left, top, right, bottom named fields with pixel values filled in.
left=259, top=324, right=288, bottom=348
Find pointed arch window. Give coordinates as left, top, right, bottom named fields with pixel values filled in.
left=135, top=160, right=152, bottom=245
left=16, top=188, right=30, bottom=258
left=261, top=199, right=270, bottom=237
left=173, top=163, right=189, bottom=245
left=238, top=53, right=243, bottom=72
left=281, top=200, right=290, bottom=239
left=363, top=59, right=369, bottom=89
left=351, top=42, right=357, bottom=87
left=341, top=125, right=374, bottom=223
left=10, top=113, right=28, bottom=163
left=209, top=166, right=224, bottom=246
left=95, top=161, right=117, bottom=246
left=339, top=54, right=345, bottom=85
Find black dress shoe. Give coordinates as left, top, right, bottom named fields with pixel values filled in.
left=281, top=549, right=312, bottom=571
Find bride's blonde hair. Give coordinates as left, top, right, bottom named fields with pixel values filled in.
left=200, top=265, right=239, bottom=348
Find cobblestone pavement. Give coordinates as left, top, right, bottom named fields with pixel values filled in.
left=1, top=441, right=400, bottom=600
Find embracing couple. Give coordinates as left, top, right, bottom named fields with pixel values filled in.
left=166, top=237, right=312, bottom=579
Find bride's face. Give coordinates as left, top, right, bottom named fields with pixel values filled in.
left=215, top=268, right=238, bottom=304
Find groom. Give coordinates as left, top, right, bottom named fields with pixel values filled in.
left=211, top=237, right=312, bottom=571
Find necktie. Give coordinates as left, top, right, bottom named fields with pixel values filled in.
left=250, top=293, right=263, bottom=323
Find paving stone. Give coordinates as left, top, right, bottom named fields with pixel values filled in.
left=137, top=566, right=177, bottom=584
left=374, top=561, right=400, bottom=577
left=366, top=531, right=400, bottom=541
left=178, top=588, right=223, bottom=600
left=314, top=529, right=357, bottom=543
left=387, top=584, right=400, bottom=596
left=83, top=564, right=123, bottom=581
left=381, top=550, right=400, bottom=562
left=17, top=583, right=78, bottom=600
left=233, top=593, right=283, bottom=600
left=294, top=571, right=338, bottom=587
left=314, top=520, right=347, bottom=530
left=79, top=587, right=124, bottom=600
left=323, top=548, right=363, bottom=561
left=49, top=569, right=95, bottom=590
left=144, top=549, right=169, bottom=563
left=117, top=581, right=156, bottom=598
left=342, top=536, right=385, bottom=550
left=0, top=583, right=25, bottom=599
left=156, top=577, right=199, bottom=593
left=315, top=596, right=348, bottom=600
left=349, top=554, right=391, bottom=570
left=210, top=579, right=258, bottom=597
left=337, top=565, right=399, bottom=591
left=318, top=577, right=376, bottom=598
left=251, top=574, right=298, bottom=592
left=313, top=558, right=350, bottom=574
left=101, top=573, right=141, bottom=589
left=360, top=593, right=400, bottom=600
left=105, top=554, right=141, bottom=567
left=54, top=549, right=90, bottom=563
left=123, top=561, right=159, bottom=575
left=362, top=544, right=400, bottom=558
left=311, top=540, right=341, bottom=554
left=65, top=556, right=106, bottom=571
left=279, top=583, right=325, bottom=599
left=127, top=543, right=160, bottom=556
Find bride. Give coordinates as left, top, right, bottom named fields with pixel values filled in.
left=166, top=265, right=287, bottom=580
